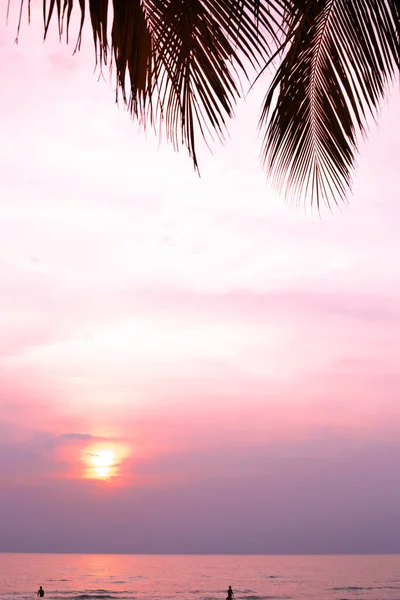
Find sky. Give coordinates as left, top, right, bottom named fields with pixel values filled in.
left=0, top=1, right=400, bottom=555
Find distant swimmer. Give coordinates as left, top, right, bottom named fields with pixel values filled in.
left=37, top=586, right=45, bottom=597
left=227, top=586, right=234, bottom=600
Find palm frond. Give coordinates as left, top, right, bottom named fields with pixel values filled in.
left=260, top=0, right=400, bottom=207
left=34, top=0, right=285, bottom=170
left=144, top=0, right=272, bottom=169
left=14, top=0, right=399, bottom=206
left=111, top=0, right=153, bottom=117
left=145, top=0, right=242, bottom=169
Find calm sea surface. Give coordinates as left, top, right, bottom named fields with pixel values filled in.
left=1, top=554, right=400, bottom=600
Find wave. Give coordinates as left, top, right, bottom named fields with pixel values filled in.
left=49, top=591, right=134, bottom=596
left=34, top=597, right=138, bottom=600
left=331, top=585, right=400, bottom=591
left=48, top=596, right=137, bottom=600
left=331, top=587, right=370, bottom=591
left=241, top=596, right=291, bottom=600
left=73, top=595, right=117, bottom=599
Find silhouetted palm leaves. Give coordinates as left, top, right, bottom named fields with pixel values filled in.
left=15, top=0, right=400, bottom=206
left=261, top=1, right=399, bottom=206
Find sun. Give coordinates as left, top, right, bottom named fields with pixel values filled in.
left=81, top=442, right=131, bottom=482
left=88, top=449, right=116, bottom=479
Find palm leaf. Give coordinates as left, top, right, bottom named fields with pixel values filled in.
left=13, top=0, right=399, bottom=205
left=260, top=0, right=399, bottom=207
left=31, top=0, right=285, bottom=171
left=144, top=0, right=280, bottom=169
left=111, top=0, right=153, bottom=117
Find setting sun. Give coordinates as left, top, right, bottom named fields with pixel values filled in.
left=82, top=448, right=117, bottom=480
left=81, top=443, right=131, bottom=481
left=91, top=449, right=115, bottom=479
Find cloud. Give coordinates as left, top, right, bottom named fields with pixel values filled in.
left=1, top=436, right=400, bottom=554
left=57, top=433, right=93, bottom=442
left=0, top=422, right=119, bottom=487
left=1, top=1, right=400, bottom=553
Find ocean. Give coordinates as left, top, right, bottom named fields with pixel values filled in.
left=1, top=554, right=400, bottom=600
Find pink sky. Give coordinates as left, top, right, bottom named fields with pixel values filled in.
left=0, top=1, right=400, bottom=554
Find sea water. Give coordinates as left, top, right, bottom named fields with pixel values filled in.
left=1, top=553, right=400, bottom=600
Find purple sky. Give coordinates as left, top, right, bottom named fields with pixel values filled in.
left=0, top=1, right=400, bottom=554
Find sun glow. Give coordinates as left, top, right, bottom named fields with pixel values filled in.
left=81, top=441, right=131, bottom=482
left=83, top=447, right=118, bottom=480
left=91, top=449, right=115, bottom=478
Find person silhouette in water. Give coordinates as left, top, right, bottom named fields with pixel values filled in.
left=37, top=586, right=45, bottom=597
left=227, top=586, right=234, bottom=600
